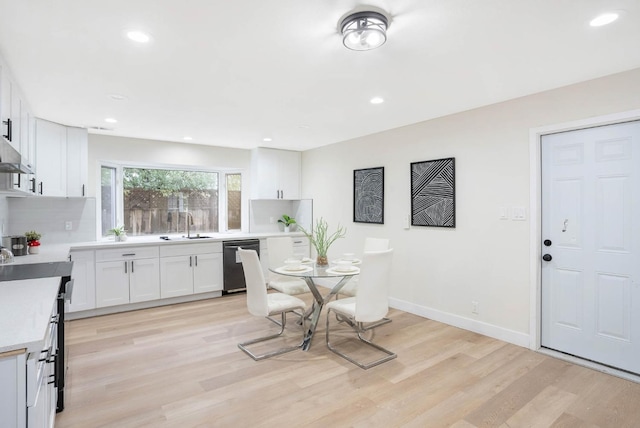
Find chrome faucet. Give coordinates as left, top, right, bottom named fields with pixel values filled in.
left=186, top=212, right=194, bottom=238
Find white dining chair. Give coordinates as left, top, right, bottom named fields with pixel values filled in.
left=338, top=237, right=390, bottom=297
left=325, top=248, right=396, bottom=369
left=237, top=248, right=307, bottom=361
left=266, top=237, right=310, bottom=295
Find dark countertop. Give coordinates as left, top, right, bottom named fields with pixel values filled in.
left=0, top=261, right=73, bottom=282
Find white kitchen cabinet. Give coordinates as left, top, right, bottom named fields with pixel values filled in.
left=95, top=246, right=160, bottom=307
left=35, top=119, right=67, bottom=196
left=68, top=250, right=96, bottom=312
left=66, top=126, right=88, bottom=197
left=160, top=242, right=223, bottom=298
left=193, top=252, right=223, bottom=293
left=95, top=261, right=130, bottom=307
left=34, top=119, right=88, bottom=197
left=251, top=148, right=301, bottom=199
left=0, top=350, right=27, bottom=428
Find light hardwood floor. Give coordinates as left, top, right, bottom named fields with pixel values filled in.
left=55, top=293, right=640, bottom=427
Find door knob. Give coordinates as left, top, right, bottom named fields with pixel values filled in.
left=542, top=254, right=552, bottom=262
left=543, top=239, right=552, bottom=247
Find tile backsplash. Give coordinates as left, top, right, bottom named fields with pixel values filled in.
left=6, top=197, right=97, bottom=243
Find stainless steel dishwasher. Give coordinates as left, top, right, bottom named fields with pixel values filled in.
left=223, top=239, right=260, bottom=294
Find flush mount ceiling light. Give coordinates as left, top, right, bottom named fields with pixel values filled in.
left=104, top=117, right=118, bottom=124
left=341, top=11, right=388, bottom=51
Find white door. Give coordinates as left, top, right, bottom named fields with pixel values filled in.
left=541, top=120, right=640, bottom=374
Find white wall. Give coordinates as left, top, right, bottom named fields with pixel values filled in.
left=301, top=68, right=640, bottom=345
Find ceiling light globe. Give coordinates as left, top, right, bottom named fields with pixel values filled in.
left=341, top=11, right=388, bottom=51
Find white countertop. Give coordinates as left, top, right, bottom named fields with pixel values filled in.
left=0, top=232, right=306, bottom=263
left=67, top=231, right=306, bottom=251
left=0, top=277, right=59, bottom=354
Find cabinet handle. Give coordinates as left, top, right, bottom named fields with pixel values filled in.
left=131, top=261, right=134, bottom=273
left=2, top=118, right=11, bottom=141
left=82, top=184, right=85, bottom=196
left=189, top=256, right=192, bottom=267
left=124, top=261, right=127, bottom=273
left=38, top=181, right=43, bottom=195
left=122, top=253, right=136, bottom=256
left=195, top=255, right=198, bottom=266
left=30, top=178, right=36, bottom=193
left=14, top=173, right=20, bottom=188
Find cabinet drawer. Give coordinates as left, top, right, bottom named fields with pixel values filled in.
left=95, top=246, right=159, bottom=262
left=159, top=242, right=222, bottom=257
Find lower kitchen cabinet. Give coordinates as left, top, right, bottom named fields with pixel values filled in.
left=95, top=246, right=160, bottom=308
left=160, top=242, right=223, bottom=298
left=68, top=250, right=96, bottom=312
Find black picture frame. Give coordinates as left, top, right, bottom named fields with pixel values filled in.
left=353, top=167, right=384, bottom=224
left=410, top=157, right=455, bottom=227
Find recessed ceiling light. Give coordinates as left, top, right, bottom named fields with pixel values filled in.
left=183, top=136, right=193, bottom=141
left=590, top=12, right=620, bottom=27
left=126, top=30, right=151, bottom=43
left=104, top=118, right=118, bottom=124
left=263, top=137, right=273, bottom=142
left=108, top=94, right=128, bottom=101
left=370, top=97, right=384, bottom=104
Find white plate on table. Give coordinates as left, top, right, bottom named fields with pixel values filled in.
left=334, top=258, right=361, bottom=265
left=300, top=257, right=314, bottom=264
left=277, top=266, right=313, bottom=274
left=326, top=266, right=360, bottom=275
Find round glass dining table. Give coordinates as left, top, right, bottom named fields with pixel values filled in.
left=270, top=264, right=360, bottom=351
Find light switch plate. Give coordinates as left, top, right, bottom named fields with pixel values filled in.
left=65, top=221, right=73, bottom=231
left=499, top=207, right=509, bottom=220
left=512, top=207, right=526, bottom=221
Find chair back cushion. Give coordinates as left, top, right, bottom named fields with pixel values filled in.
left=266, top=237, right=295, bottom=282
left=238, top=248, right=269, bottom=317
left=355, top=248, right=394, bottom=322
left=363, top=237, right=390, bottom=252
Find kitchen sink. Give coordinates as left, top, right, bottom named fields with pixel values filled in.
left=159, top=235, right=214, bottom=241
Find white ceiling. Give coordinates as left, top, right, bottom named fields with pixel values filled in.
left=0, top=0, right=639, bottom=151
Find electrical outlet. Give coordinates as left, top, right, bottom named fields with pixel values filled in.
left=65, top=221, right=73, bottom=231
left=269, top=216, right=275, bottom=224
left=472, top=301, right=479, bottom=314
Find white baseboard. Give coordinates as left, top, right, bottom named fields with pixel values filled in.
left=389, top=297, right=530, bottom=348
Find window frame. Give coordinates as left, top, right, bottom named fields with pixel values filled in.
left=97, top=161, right=243, bottom=239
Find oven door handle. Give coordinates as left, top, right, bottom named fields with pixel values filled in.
left=63, top=279, right=74, bottom=303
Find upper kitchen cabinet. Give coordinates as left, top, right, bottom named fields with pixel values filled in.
left=35, top=119, right=67, bottom=196
left=66, top=126, right=88, bottom=197
left=1, top=63, right=33, bottom=163
left=250, top=147, right=301, bottom=199
left=35, top=119, right=88, bottom=197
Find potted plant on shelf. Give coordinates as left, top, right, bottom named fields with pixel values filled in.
left=278, top=214, right=296, bottom=233
left=108, top=225, right=128, bottom=242
left=25, top=230, right=42, bottom=254
left=299, top=217, right=346, bottom=266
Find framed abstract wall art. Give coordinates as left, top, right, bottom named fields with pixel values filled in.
left=410, top=157, right=455, bottom=227
left=353, top=167, right=384, bottom=224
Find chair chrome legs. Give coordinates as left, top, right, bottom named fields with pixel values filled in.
left=238, top=311, right=306, bottom=361
left=326, top=308, right=396, bottom=369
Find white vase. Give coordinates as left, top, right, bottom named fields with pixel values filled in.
left=284, top=226, right=290, bottom=233
left=29, top=246, right=40, bottom=254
